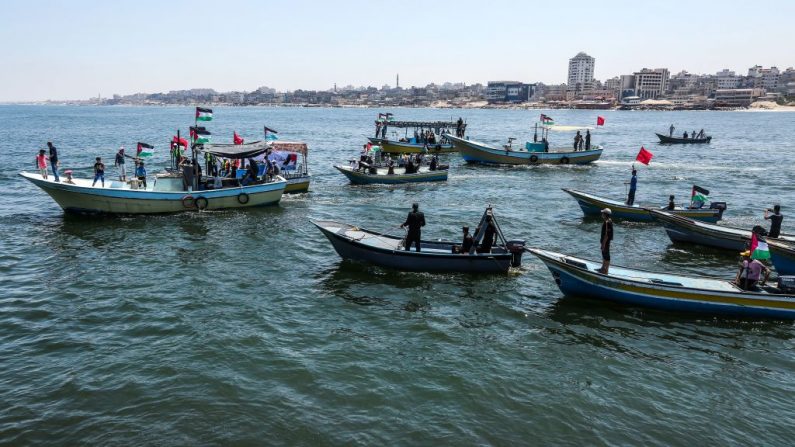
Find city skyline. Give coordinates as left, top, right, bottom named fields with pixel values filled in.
left=1, top=0, right=794, bottom=101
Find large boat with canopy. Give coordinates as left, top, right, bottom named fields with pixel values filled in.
left=444, top=117, right=603, bottom=165
left=20, top=108, right=286, bottom=215
left=367, top=113, right=465, bottom=154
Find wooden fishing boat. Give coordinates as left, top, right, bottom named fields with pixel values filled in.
left=313, top=208, right=525, bottom=273
left=269, top=141, right=311, bottom=193
left=334, top=164, right=448, bottom=185
left=445, top=134, right=602, bottom=165
left=20, top=171, right=285, bottom=215
left=649, top=209, right=795, bottom=250
left=563, top=189, right=726, bottom=223
left=368, top=115, right=462, bottom=154
left=529, top=248, right=795, bottom=319
left=656, top=133, right=712, bottom=144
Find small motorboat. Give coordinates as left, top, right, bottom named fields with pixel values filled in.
left=334, top=164, right=448, bottom=185
left=563, top=189, right=726, bottom=223
left=656, top=133, right=712, bottom=144
left=529, top=248, right=795, bottom=319
left=313, top=207, right=526, bottom=273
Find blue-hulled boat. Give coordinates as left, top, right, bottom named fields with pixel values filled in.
left=649, top=210, right=795, bottom=275
left=529, top=248, right=795, bottom=319
left=334, top=164, right=448, bottom=185
left=445, top=134, right=602, bottom=166
left=563, top=189, right=726, bottom=223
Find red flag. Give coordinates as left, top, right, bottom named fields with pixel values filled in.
left=635, top=147, right=653, bottom=165
left=596, top=116, right=605, bottom=126
left=172, top=135, right=188, bottom=148
left=233, top=132, right=244, bottom=145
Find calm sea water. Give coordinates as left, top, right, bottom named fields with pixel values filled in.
left=1, top=105, right=794, bottom=445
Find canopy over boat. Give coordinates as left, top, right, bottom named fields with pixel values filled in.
left=271, top=141, right=308, bottom=156
left=529, top=248, right=795, bottom=319
left=201, top=141, right=270, bottom=159
left=313, top=207, right=525, bottom=273
left=542, top=124, right=595, bottom=132
left=374, top=120, right=459, bottom=129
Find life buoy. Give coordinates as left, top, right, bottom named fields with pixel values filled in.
left=195, top=196, right=209, bottom=210
left=560, top=157, right=570, bottom=165
left=529, top=155, right=539, bottom=163
left=237, top=192, right=250, bottom=204
left=182, top=195, right=195, bottom=208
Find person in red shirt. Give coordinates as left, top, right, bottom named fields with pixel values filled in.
left=35, top=149, right=48, bottom=179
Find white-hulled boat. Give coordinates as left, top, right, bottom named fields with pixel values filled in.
left=20, top=171, right=286, bottom=215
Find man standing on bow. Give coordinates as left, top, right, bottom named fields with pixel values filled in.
left=401, top=203, right=426, bottom=252
left=47, top=142, right=60, bottom=182
left=625, top=169, right=638, bottom=206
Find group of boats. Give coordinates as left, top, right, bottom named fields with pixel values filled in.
left=333, top=113, right=604, bottom=186
left=20, top=109, right=795, bottom=320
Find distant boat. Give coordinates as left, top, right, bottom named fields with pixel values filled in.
left=656, top=133, right=712, bottom=144
left=334, top=164, right=448, bottom=185
left=368, top=114, right=463, bottom=154
left=445, top=134, right=602, bottom=166
left=563, top=189, right=726, bottom=223
left=313, top=207, right=525, bottom=273
left=529, top=248, right=795, bottom=319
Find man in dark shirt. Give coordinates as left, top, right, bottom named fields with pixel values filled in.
left=598, top=208, right=613, bottom=274
left=47, top=141, right=60, bottom=182
left=479, top=216, right=497, bottom=253
left=667, top=195, right=675, bottom=210
left=401, top=203, right=426, bottom=252
left=765, top=205, right=784, bottom=238
left=626, top=169, right=637, bottom=206
left=460, top=226, right=474, bottom=254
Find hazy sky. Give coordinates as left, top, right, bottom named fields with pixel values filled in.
left=1, top=0, right=793, bottom=101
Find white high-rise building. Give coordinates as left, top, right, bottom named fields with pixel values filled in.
left=715, top=69, right=739, bottom=89
left=633, top=68, right=670, bottom=99
left=567, top=52, right=595, bottom=96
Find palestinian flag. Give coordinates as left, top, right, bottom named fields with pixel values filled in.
left=190, top=126, right=211, bottom=144
left=136, top=142, right=154, bottom=157
left=750, top=233, right=771, bottom=260
left=540, top=114, right=554, bottom=125
left=196, top=107, right=213, bottom=121
left=691, top=185, right=709, bottom=203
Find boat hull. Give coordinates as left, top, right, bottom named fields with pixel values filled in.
left=530, top=248, right=795, bottom=319
left=367, top=138, right=455, bottom=154
left=20, top=172, right=285, bottom=214
left=563, top=189, right=723, bottom=223
left=314, top=221, right=513, bottom=273
left=656, top=133, right=712, bottom=144
left=445, top=135, right=602, bottom=165
left=770, top=242, right=795, bottom=276
left=334, top=165, right=448, bottom=185
left=284, top=175, right=311, bottom=193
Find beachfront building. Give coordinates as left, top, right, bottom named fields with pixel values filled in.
left=485, top=81, right=533, bottom=103
left=714, top=88, right=766, bottom=107
left=715, top=69, right=740, bottom=89
left=618, top=74, right=636, bottom=100
left=567, top=52, right=595, bottom=98
left=748, top=65, right=780, bottom=90
left=633, top=68, right=670, bottom=99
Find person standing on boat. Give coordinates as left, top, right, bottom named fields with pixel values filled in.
left=460, top=226, right=474, bottom=254
left=115, top=146, right=126, bottom=181
left=598, top=208, right=613, bottom=274
left=585, top=130, right=591, bottom=150
left=92, top=157, right=105, bottom=187
left=401, top=203, right=425, bottom=252
left=669, top=124, right=675, bottom=137
left=479, top=216, right=497, bottom=253
left=375, top=122, right=381, bottom=138
left=765, top=205, right=784, bottom=238
left=667, top=195, right=676, bottom=210
left=35, top=149, right=48, bottom=179
left=682, top=131, right=688, bottom=139
left=691, top=130, right=696, bottom=139
left=625, top=169, right=637, bottom=206
left=135, top=161, right=147, bottom=188
left=380, top=123, right=387, bottom=139
left=47, top=142, right=60, bottom=182
left=429, top=155, right=438, bottom=171
left=573, top=131, right=581, bottom=150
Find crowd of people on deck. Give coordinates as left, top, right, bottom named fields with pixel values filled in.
left=352, top=145, right=441, bottom=175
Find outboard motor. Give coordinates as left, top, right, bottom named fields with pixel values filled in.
left=506, top=240, right=526, bottom=267
left=778, top=276, right=795, bottom=294
left=709, top=201, right=727, bottom=218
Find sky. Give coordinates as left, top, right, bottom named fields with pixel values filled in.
left=1, top=0, right=793, bottom=101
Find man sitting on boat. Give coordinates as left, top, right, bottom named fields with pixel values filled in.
left=241, top=158, right=259, bottom=186
left=735, top=251, right=770, bottom=290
